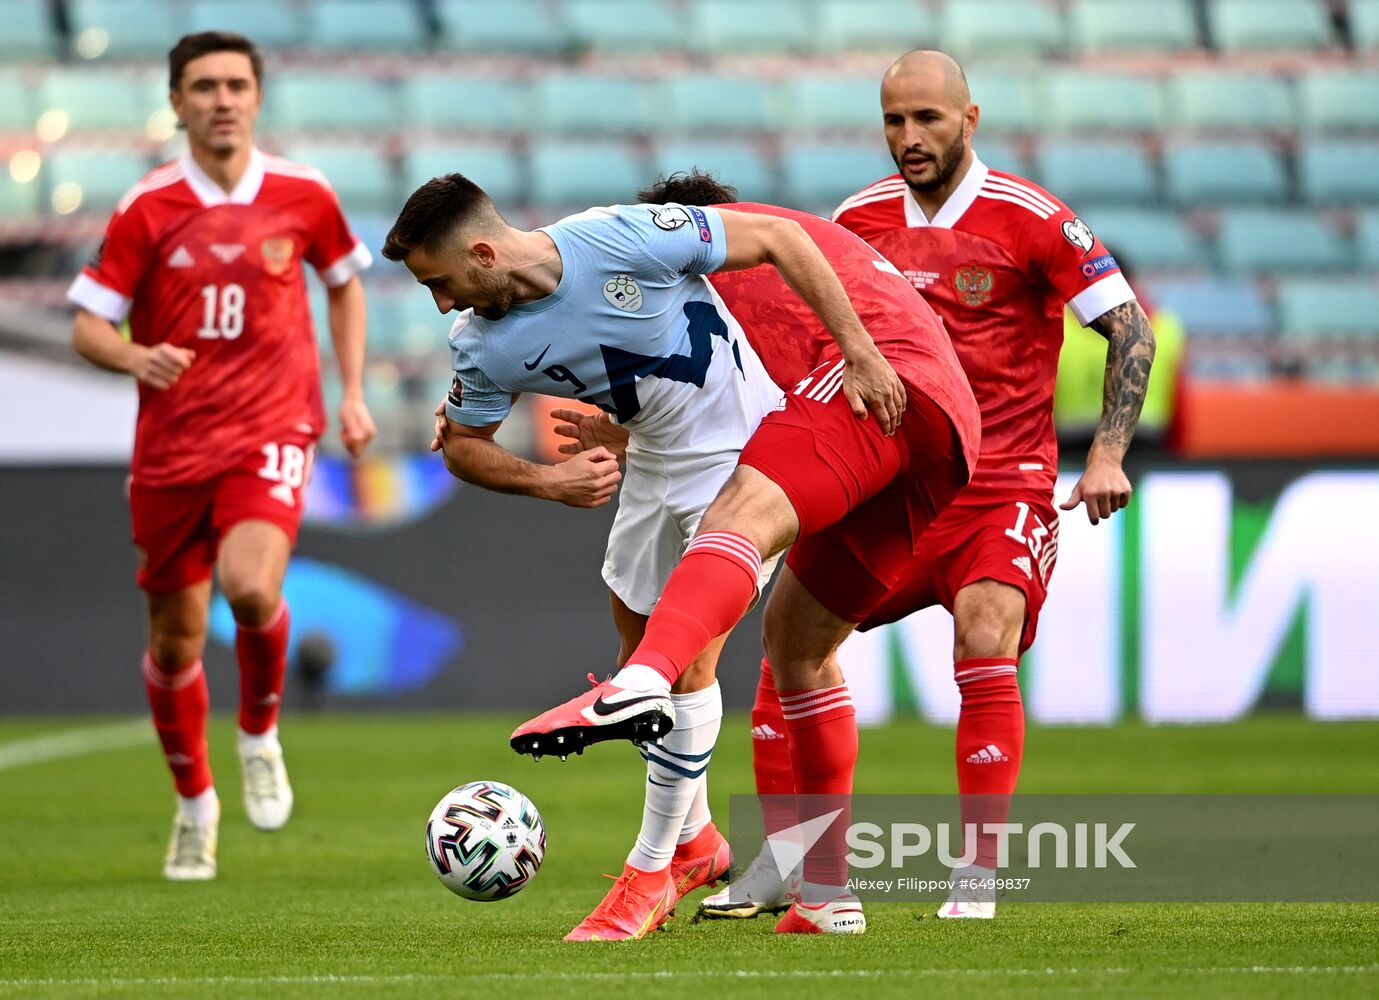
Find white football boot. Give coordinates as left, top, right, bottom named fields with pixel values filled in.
left=163, top=803, right=219, bottom=881
left=239, top=732, right=294, bottom=831
left=937, top=864, right=997, bottom=919
left=697, top=845, right=800, bottom=919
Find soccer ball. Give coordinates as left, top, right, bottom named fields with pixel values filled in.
left=424, top=781, right=546, bottom=901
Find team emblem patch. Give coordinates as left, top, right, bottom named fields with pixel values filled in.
left=447, top=373, right=464, bottom=408
left=649, top=206, right=691, bottom=231
left=1061, top=217, right=1095, bottom=254
left=261, top=237, right=295, bottom=275
left=953, top=263, right=994, bottom=306
left=603, top=275, right=643, bottom=312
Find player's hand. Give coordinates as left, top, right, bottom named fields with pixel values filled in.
left=544, top=447, right=622, bottom=508
left=338, top=392, right=376, bottom=459
left=843, top=345, right=906, bottom=436
left=1061, top=451, right=1132, bottom=525
left=550, top=407, right=628, bottom=461
left=430, top=399, right=449, bottom=453
left=131, top=343, right=195, bottom=390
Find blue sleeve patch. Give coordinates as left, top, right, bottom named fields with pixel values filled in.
left=688, top=206, right=712, bottom=244
left=1080, top=253, right=1120, bottom=281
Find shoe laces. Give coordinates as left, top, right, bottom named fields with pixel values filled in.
left=243, top=752, right=279, bottom=802
left=171, top=820, right=209, bottom=867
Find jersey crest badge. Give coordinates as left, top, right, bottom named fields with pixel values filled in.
left=1061, top=217, right=1095, bottom=254
left=261, top=237, right=294, bottom=275
left=953, top=263, right=994, bottom=306
left=603, top=275, right=643, bottom=312
left=447, top=373, right=464, bottom=408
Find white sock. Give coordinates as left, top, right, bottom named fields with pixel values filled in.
left=611, top=663, right=671, bottom=693
left=177, top=788, right=220, bottom=826
left=626, top=682, right=722, bottom=872
left=678, top=772, right=711, bottom=845
left=237, top=725, right=279, bottom=754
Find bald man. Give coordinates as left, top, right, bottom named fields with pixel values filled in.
left=730, top=50, right=1157, bottom=920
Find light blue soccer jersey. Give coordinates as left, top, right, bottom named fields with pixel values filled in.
left=445, top=204, right=781, bottom=457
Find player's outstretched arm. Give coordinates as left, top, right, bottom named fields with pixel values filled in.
left=326, top=276, right=376, bottom=458
left=432, top=401, right=621, bottom=509
left=1061, top=300, right=1157, bottom=525
left=714, top=210, right=906, bottom=435
left=71, top=308, right=194, bottom=390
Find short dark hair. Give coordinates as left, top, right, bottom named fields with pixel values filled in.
left=381, top=173, right=500, bottom=262
left=169, top=31, right=263, bottom=91
left=638, top=170, right=739, bottom=207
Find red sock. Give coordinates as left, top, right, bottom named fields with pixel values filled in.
left=953, top=659, right=1024, bottom=869
left=752, top=658, right=796, bottom=836
left=236, top=600, right=289, bottom=735
left=780, top=684, right=857, bottom=894
left=630, top=532, right=761, bottom=686
left=143, top=653, right=212, bottom=798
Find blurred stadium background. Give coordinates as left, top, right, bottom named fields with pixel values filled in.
left=1, top=0, right=1377, bottom=723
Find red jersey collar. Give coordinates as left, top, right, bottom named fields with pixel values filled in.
left=180, top=146, right=266, bottom=207
left=903, top=154, right=988, bottom=230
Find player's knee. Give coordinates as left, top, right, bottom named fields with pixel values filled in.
left=953, top=602, right=1023, bottom=660
left=222, top=577, right=281, bottom=628
left=698, top=468, right=798, bottom=554
left=147, top=629, right=203, bottom=671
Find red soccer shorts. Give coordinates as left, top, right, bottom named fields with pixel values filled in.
left=128, top=433, right=314, bottom=594
left=739, top=360, right=968, bottom=622
left=857, top=486, right=1061, bottom=652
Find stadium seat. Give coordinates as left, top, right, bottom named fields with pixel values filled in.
left=1298, top=140, right=1379, bottom=204
left=267, top=74, right=398, bottom=132
left=1297, top=70, right=1379, bottom=131
left=280, top=144, right=399, bottom=216
left=780, top=144, right=898, bottom=212
left=1276, top=278, right=1379, bottom=337
left=399, top=77, right=528, bottom=132
left=1163, top=142, right=1288, bottom=206
left=530, top=75, right=655, bottom=135
left=1164, top=73, right=1296, bottom=131
left=1079, top=209, right=1206, bottom=270
left=529, top=141, right=644, bottom=207
left=813, top=0, right=938, bottom=52
left=940, top=0, right=1066, bottom=58
left=660, top=76, right=779, bottom=132
left=1034, top=140, right=1157, bottom=205
left=0, top=0, right=58, bottom=59
left=1067, top=0, right=1198, bottom=52
left=1358, top=210, right=1379, bottom=268
left=44, top=149, right=151, bottom=212
left=963, top=69, right=1038, bottom=133
left=1044, top=71, right=1163, bottom=131
left=1147, top=277, right=1273, bottom=336
left=35, top=68, right=163, bottom=133
left=687, top=0, right=814, bottom=54
left=0, top=170, right=41, bottom=218
left=1216, top=210, right=1352, bottom=273
left=783, top=76, right=882, bottom=130
left=1209, top=0, right=1333, bottom=51
left=436, top=0, right=570, bottom=53
left=184, top=1, right=305, bottom=48
left=307, top=0, right=428, bottom=52
left=1353, top=0, right=1379, bottom=49
left=566, top=0, right=682, bottom=52
left=402, top=145, right=523, bottom=205
left=651, top=141, right=775, bottom=204
left=67, top=0, right=175, bottom=58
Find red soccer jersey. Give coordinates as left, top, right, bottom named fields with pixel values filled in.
left=706, top=201, right=980, bottom=479
left=68, top=148, right=370, bottom=487
left=831, top=156, right=1135, bottom=494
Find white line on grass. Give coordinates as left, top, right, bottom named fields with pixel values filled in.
left=0, top=719, right=152, bottom=773
left=1, top=966, right=1375, bottom=988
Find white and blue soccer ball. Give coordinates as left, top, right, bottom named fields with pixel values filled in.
left=425, top=781, right=546, bottom=901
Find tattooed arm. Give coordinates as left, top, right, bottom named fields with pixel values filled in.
left=1059, top=300, right=1157, bottom=525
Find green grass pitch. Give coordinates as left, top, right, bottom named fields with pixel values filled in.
left=1, top=714, right=1376, bottom=998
